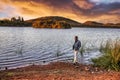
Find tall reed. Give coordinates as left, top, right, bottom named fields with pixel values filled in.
left=92, top=39, right=120, bottom=71
left=79, top=42, right=87, bottom=57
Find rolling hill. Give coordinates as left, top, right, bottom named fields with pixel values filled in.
left=26, top=16, right=82, bottom=28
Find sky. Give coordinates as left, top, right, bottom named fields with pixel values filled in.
left=0, top=0, right=120, bottom=23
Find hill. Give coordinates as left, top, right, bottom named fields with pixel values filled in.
left=83, top=21, right=103, bottom=27
left=0, top=16, right=119, bottom=28
left=82, top=21, right=120, bottom=28
left=32, top=20, right=71, bottom=29
left=26, top=16, right=82, bottom=28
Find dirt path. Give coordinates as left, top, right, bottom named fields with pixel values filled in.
left=0, top=62, right=120, bottom=80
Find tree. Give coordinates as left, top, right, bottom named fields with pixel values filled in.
left=11, top=17, right=16, bottom=22
left=21, top=17, right=24, bottom=22
left=18, top=16, right=21, bottom=22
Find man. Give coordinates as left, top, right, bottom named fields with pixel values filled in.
left=73, top=36, right=81, bottom=64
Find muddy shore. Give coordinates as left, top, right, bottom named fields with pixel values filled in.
left=0, top=62, right=120, bottom=80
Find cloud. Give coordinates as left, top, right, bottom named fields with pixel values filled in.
left=0, top=0, right=20, bottom=18
left=90, top=0, right=120, bottom=4
left=89, top=2, right=120, bottom=15
left=0, top=0, right=120, bottom=23
left=109, top=9, right=120, bottom=15
left=73, top=0, right=94, bottom=9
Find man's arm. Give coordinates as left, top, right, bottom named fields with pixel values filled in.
left=73, top=45, right=74, bottom=50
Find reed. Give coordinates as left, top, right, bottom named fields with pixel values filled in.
left=15, top=46, right=23, bottom=56
left=92, top=39, right=120, bottom=71
left=79, top=42, right=87, bottom=57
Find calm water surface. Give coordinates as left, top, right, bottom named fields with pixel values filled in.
left=0, top=27, right=120, bottom=69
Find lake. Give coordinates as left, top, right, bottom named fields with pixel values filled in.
left=0, top=27, right=120, bottom=70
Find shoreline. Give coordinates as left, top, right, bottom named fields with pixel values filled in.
left=0, top=62, right=120, bottom=80
left=0, top=26, right=120, bottom=29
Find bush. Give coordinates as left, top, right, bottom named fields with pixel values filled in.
left=92, top=39, right=120, bottom=71
left=32, top=20, right=71, bottom=29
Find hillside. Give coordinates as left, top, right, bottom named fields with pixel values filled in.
left=83, top=21, right=103, bottom=26
left=82, top=21, right=120, bottom=28
left=26, top=16, right=82, bottom=27
left=0, top=16, right=119, bottom=28
left=26, top=16, right=120, bottom=28
left=32, top=20, right=71, bottom=29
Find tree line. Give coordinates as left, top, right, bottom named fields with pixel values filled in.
left=0, top=16, right=31, bottom=27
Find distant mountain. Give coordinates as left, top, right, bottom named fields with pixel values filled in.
left=0, top=16, right=119, bottom=28
left=116, top=23, right=120, bottom=25
left=83, top=21, right=103, bottom=27
left=104, top=23, right=120, bottom=27
left=26, top=16, right=120, bottom=28
left=82, top=21, right=120, bottom=28
left=26, top=16, right=82, bottom=27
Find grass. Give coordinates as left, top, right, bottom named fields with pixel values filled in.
left=92, top=39, right=120, bottom=71
left=79, top=41, right=87, bottom=57
left=15, top=46, right=23, bottom=56
left=1, top=39, right=120, bottom=72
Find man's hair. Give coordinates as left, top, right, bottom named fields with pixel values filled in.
left=75, top=36, right=78, bottom=39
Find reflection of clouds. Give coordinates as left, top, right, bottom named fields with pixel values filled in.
left=0, top=0, right=120, bottom=23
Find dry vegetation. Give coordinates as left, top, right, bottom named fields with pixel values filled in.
left=92, top=39, right=120, bottom=71
left=0, top=62, right=120, bottom=80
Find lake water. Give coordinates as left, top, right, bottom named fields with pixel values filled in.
left=0, top=27, right=120, bottom=70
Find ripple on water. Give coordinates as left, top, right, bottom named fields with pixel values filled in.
left=0, top=27, right=120, bottom=69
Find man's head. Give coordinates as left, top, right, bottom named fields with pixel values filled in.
left=75, top=36, right=78, bottom=42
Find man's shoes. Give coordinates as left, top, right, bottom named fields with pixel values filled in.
left=73, top=62, right=78, bottom=65
left=73, top=63, right=76, bottom=65
left=73, top=62, right=79, bottom=68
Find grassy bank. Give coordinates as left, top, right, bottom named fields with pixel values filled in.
left=92, top=39, right=120, bottom=71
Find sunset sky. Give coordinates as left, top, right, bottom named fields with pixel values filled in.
left=0, top=0, right=120, bottom=23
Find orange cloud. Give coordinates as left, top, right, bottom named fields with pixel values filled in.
left=3, top=0, right=82, bottom=20
left=0, top=0, right=120, bottom=23
left=109, top=9, right=120, bottom=14
left=0, top=0, right=6, bottom=11
left=73, top=0, right=94, bottom=9
left=96, top=15, right=120, bottom=23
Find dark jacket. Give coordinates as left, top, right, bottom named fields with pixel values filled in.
left=73, top=40, right=81, bottom=51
